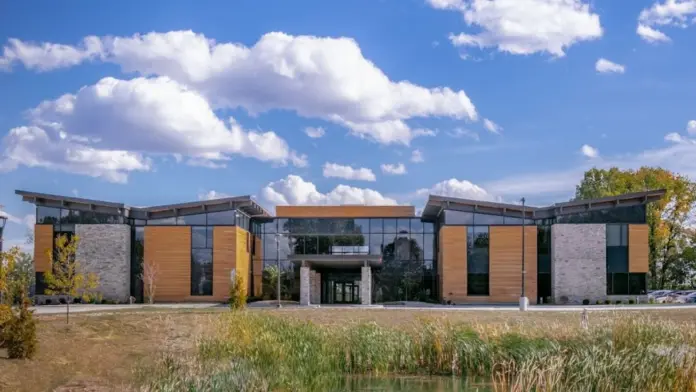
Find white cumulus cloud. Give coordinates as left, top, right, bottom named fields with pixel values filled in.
left=304, top=126, right=325, bottom=138
left=411, top=149, right=425, bottom=163
left=637, top=0, right=696, bottom=43
left=430, top=0, right=603, bottom=57
left=416, top=178, right=497, bottom=201
left=380, top=163, right=407, bottom=175
left=0, top=36, right=103, bottom=72
left=322, top=162, right=376, bottom=182
left=687, top=120, right=696, bottom=134
left=580, top=144, right=599, bottom=158
left=261, top=175, right=397, bottom=206
left=482, top=118, right=502, bottom=134
left=595, top=58, right=625, bottom=74
left=1, top=31, right=479, bottom=146
left=198, top=190, right=231, bottom=200
left=0, top=76, right=307, bottom=182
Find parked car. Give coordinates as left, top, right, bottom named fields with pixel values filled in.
left=649, top=290, right=672, bottom=299
left=674, top=292, right=696, bottom=304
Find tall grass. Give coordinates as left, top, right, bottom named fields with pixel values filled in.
left=140, top=312, right=696, bottom=391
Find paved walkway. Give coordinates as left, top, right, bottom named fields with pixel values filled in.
left=30, top=302, right=696, bottom=315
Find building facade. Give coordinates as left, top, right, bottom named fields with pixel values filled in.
left=18, top=189, right=663, bottom=305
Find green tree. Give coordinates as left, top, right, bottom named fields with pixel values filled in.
left=44, top=234, right=100, bottom=323
left=575, top=167, right=696, bottom=289
left=0, top=246, right=38, bottom=358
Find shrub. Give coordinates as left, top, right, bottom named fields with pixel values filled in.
left=582, top=299, right=590, bottom=305
left=649, top=297, right=656, bottom=304
left=2, top=300, right=37, bottom=359
left=229, top=274, right=246, bottom=310
left=604, top=299, right=611, bottom=305
left=596, top=300, right=603, bottom=305
left=628, top=299, right=636, bottom=305
left=615, top=300, right=623, bottom=305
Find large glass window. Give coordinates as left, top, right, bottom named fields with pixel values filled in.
left=606, top=224, right=629, bottom=290
left=148, top=217, right=177, bottom=225
left=177, top=213, right=207, bottom=225
left=37, top=206, right=60, bottom=224
left=130, top=227, right=145, bottom=302
left=191, top=225, right=213, bottom=296
left=474, top=213, right=504, bottom=225
left=207, top=210, right=237, bottom=225
left=445, top=210, right=474, bottom=225
left=467, top=226, right=489, bottom=296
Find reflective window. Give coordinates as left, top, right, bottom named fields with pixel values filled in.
left=37, top=206, right=60, bottom=224
left=474, top=213, right=504, bottom=225
left=467, top=226, right=489, bottom=295
left=207, top=210, right=237, bottom=225
left=410, top=219, right=424, bottom=233
left=278, top=235, right=293, bottom=259
left=263, top=235, right=278, bottom=260
left=383, top=219, right=397, bottom=233
left=148, top=217, right=177, bottom=225
left=192, top=227, right=208, bottom=248
left=423, top=234, right=434, bottom=260
left=263, top=220, right=277, bottom=234
left=277, top=219, right=289, bottom=233
left=444, top=210, right=474, bottom=225
left=318, top=236, right=333, bottom=254
left=397, top=219, right=410, bottom=233
left=354, top=219, right=370, bottom=234
left=369, top=233, right=383, bottom=255
left=370, top=219, right=383, bottom=233
left=177, top=213, right=207, bottom=225
left=394, top=233, right=411, bottom=260
left=629, top=273, right=647, bottom=295
left=191, top=249, right=213, bottom=296
left=504, top=216, right=524, bottom=225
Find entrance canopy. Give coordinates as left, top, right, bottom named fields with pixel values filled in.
left=289, top=254, right=382, bottom=268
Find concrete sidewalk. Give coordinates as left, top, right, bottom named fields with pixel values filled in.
left=30, top=302, right=696, bottom=315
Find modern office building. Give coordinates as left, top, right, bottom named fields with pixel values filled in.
left=17, top=188, right=664, bottom=305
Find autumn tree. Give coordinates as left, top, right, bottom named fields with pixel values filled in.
left=44, top=234, right=100, bottom=323
left=575, top=167, right=696, bottom=289
left=0, top=246, right=38, bottom=358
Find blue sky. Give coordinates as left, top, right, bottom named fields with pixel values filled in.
left=1, top=0, right=696, bottom=250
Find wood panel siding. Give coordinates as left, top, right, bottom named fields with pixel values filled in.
left=252, top=234, right=263, bottom=296
left=144, top=226, right=191, bottom=302
left=439, top=226, right=467, bottom=303
left=34, top=224, right=53, bottom=273
left=235, top=227, right=251, bottom=296
left=489, top=226, right=537, bottom=304
left=629, top=224, right=650, bottom=273
left=275, top=205, right=415, bottom=218
left=213, top=226, right=236, bottom=301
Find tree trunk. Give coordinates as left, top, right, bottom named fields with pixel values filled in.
left=66, top=300, right=70, bottom=324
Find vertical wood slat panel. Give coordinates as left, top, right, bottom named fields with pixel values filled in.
left=34, top=224, right=53, bottom=273
left=144, top=226, right=191, bottom=301
left=236, top=227, right=251, bottom=296
left=213, top=226, right=236, bottom=301
left=489, top=226, right=538, bottom=304
left=440, top=226, right=467, bottom=302
left=252, top=234, right=263, bottom=296
left=629, top=224, right=650, bottom=273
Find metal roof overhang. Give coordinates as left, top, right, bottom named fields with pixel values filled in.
left=288, top=254, right=382, bottom=268
left=421, top=189, right=667, bottom=221
left=15, top=190, right=272, bottom=219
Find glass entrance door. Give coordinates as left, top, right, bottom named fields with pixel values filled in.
left=332, top=281, right=360, bottom=304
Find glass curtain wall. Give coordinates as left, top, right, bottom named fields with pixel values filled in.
left=257, top=218, right=436, bottom=303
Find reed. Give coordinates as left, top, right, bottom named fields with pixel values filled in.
left=140, top=312, right=696, bottom=391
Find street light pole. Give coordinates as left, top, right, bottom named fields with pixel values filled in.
left=0, top=207, right=7, bottom=253
left=520, top=197, right=528, bottom=311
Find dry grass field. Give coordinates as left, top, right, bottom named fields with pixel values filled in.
left=2, top=307, right=696, bottom=392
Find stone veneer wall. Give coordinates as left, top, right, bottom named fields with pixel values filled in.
left=75, top=224, right=131, bottom=303
left=551, top=224, right=606, bottom=304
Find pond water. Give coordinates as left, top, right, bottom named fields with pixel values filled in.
left=329, top=376, right=491, bottom=391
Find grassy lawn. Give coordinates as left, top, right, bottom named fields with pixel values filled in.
left=2, top=307, right=696, bottom=391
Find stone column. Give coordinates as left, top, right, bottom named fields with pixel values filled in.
left=310, top=270, right=321, bottom=304
left=300, top=263, right=311, bottom=306
left=361, top=264, right=372, bottom=305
